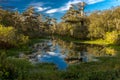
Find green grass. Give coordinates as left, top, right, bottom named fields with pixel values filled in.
left=55, top=35, right=111, bottom=45
left=81, top=39, right=110, bottom=45
left=2, top=55, right=119, bottom=80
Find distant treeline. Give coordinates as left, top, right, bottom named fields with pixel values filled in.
left=51, top=6, right=120, bottom=45
left=0, top=6, right=120, bottom=48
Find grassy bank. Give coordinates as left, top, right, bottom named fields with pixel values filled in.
left=81, top=39, right=110, bottom=45
left=55, top=35, right=111, bottom=45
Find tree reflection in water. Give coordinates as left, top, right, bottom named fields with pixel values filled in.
left=51, top=38, right=117, bottom=64
left=19, top=38, right=117, bottom=69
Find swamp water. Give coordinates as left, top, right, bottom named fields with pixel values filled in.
left=19, top=38, right=117, bottom=70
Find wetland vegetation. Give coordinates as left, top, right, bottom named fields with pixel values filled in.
left=0, top=1, right=120, bottom=80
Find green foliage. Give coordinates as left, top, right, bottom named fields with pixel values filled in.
left=50, top=2, right=89, bottom=39
left=18, top=34, right=29, bottom=45
left=88, top=7, right=120, bottom=41
left=0, top=24, right=29, bottom=48
left=0, top=7, right=53, bottom=38
left=104, top=31, right=120, bottom=45
left=53, top=6, right=120, bottom=44
left=0, top=25, right=16, bottom=43
left=0, top=52, right=18, bottom=80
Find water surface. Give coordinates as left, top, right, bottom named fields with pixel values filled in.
left=27, top=38, right=117, bottom=70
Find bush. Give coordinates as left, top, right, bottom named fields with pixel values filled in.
left=0, top=24, right=29, bottom=48
left=104, top=31, right=120, bottom=45
left=0, top=52, right=18, bottom=80
left=17, top=34, right=29, bottom=45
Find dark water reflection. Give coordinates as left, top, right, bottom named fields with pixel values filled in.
left=27, top=38, right=117, bottom=70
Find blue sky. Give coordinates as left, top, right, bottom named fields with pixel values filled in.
left=0, top=0, right=120, bottom=21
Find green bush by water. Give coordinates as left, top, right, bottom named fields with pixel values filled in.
left=0, top=24, right=29, bottom=49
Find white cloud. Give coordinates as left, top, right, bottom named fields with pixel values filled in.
left=46, top=0, right=81, bottom=14
left=34, top=6, right=50, bottom=12
left=86, top=0, right=104, bottom=4
left=60, top=0, right=82, bottom=11
left=46, top=9, right=58, bottom=13
left=28, top=2, right=50, bottom=12
left=46, top=0, right=104, bottom=14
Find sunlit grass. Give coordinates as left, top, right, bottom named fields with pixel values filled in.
left=81, top=39, right=110, bottom=45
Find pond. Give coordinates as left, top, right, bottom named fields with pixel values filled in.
left=19, top=38, right=117, bottom=70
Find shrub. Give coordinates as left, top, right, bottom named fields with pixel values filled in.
left=104, top=31, right=120, bottom=45
left=17, top=34, right=29, bottom=45
left=105, top=47, right=116, bottom=56
left=0, top=24, right=29, bottom=48
left=0, top=52, right=18, bottom=80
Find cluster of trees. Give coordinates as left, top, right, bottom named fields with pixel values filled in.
left=52, top=2, right=89, bottom=39
left=0, top=7, right=55, bottom=38
left=88, top=7, right=120, bottom=40
left=51, top=3, right=120, bottom=44
left=0, top=7, right=57, bottom=48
